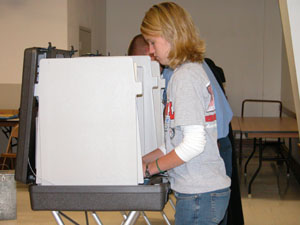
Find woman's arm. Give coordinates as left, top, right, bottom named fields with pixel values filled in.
left=146, top=150, right=185, bottom=176
left=142, top=148, right=165, bottom=164
left=143, top=125, right=206, bottom=176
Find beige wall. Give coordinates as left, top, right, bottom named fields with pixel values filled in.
left=0, top=84, right=21, bottom=109
left=0, top=0, right=68, bottom=84
left=106, top=0, right=283, bottom=116
left=0, top=0, right=106, bottom=109
left=0, top=0, right=68, bottom=109
left=262, top=0, right=283, bottom=116
left=281, top=39, right=295, bottom=113
left=0, top=0, right=295, bottom=118
left=67, top=0, right=106, bottom=57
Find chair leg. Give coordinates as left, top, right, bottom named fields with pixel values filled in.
left=10, top=157, right=14, bottom=169
left=1, top=157, right=7, bottom=170
left=2, top=151, right=14, bottom=170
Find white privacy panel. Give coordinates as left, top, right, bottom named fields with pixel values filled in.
left=151, top=61, right=165, bottom=148
left=131, top=56, right=163, bottom=155
left=36, top=57, right=142, bottom=185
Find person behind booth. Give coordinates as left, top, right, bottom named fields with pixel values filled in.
left=128, top=34, right=150, bottom=56
left=140, top=2, right=231, bottom=224
left=128, top=34, right=160, bottom=72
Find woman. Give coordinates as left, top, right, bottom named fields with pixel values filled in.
left=141, top=2, right=231, bottom=224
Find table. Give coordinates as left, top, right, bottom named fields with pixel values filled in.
left=238, top=117, right=298, bottom=197
left=0, top=109, right=19, bottom=124
left=0, top=119, right=19, bottom=128
left=29, top=178, right=170, bottom=225
left=0, top=110, right=19, bottom=158
left=0, top=109, right=19, bottom=129
left=231, top=116, right=241, bottom=138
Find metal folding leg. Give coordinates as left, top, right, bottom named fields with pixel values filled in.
left=52, top=211, right=139, bottom=225
left=92, top=212, right=104, bottom=225
left=141, top=212, right=151, bottom=225
left=161, top=211, right=172, bottom=225
left=244, top=138, right=257, bottom=175
left=161, top=194, right=175, bottom=225
left=168, top=198, right=176, bottom=211
left=120, top=211, right=151, bottom=225
left=120, top=211, right=128, bottom=225
left=52, top=211, right=65, bottom=225
left=277, top=138, right=291, bottom=176
left=52, top=211, right=85, bottom=225
left=123, top=211, right=140, bottom=225
left=248, top=138, right=263, bottom=198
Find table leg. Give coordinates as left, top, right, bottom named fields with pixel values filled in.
left=248, top=138, right=263, bottom=198
left=244, top=138, right=257, bottom=176
left=277, top=138, right=291, bottom=176
left=287, top=138, right=292, bottom=176
left=239, top=132, right=243, bottom=165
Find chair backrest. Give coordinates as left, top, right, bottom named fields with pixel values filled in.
left=5, top=125, right=19, bottom=153
left=241, top=99, right=282, bottom=118
left=11, top=125, right=19, bottom=138
left=1, top=125, right=19, bottom=169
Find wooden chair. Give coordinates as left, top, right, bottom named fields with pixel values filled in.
left=1, top=124, right=19, bottom=170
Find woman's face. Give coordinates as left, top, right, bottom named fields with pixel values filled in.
left=143, top=35, right=171, bottom=66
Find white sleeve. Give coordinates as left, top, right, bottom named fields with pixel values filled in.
left=175, top=125, right=206, bottom=162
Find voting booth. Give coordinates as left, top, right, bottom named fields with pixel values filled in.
left=15, top=45, right=170, bottom=225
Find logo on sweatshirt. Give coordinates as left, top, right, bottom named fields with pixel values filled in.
left=164, top=101, right=174, bottom=134
left=165, top=101, right=175, bottom=120
left=205, top=84, right=216, bottom=124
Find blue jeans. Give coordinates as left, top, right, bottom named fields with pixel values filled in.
left=174, top=188, right=230, bottom=225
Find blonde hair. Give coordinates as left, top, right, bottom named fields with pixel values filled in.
left=140, top=2, right=205, bottom=69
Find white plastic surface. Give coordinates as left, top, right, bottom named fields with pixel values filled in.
left=36, top=57, right=142, bottom=185
left=130, top=56, right=163, bottom=156
left=151, top=61, right=165, bottom=148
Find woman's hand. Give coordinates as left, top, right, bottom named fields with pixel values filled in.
left=142, top=160, right=147, bottom=177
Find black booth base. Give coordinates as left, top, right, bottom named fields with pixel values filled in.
left=29, top=183, right=169, bottom=212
